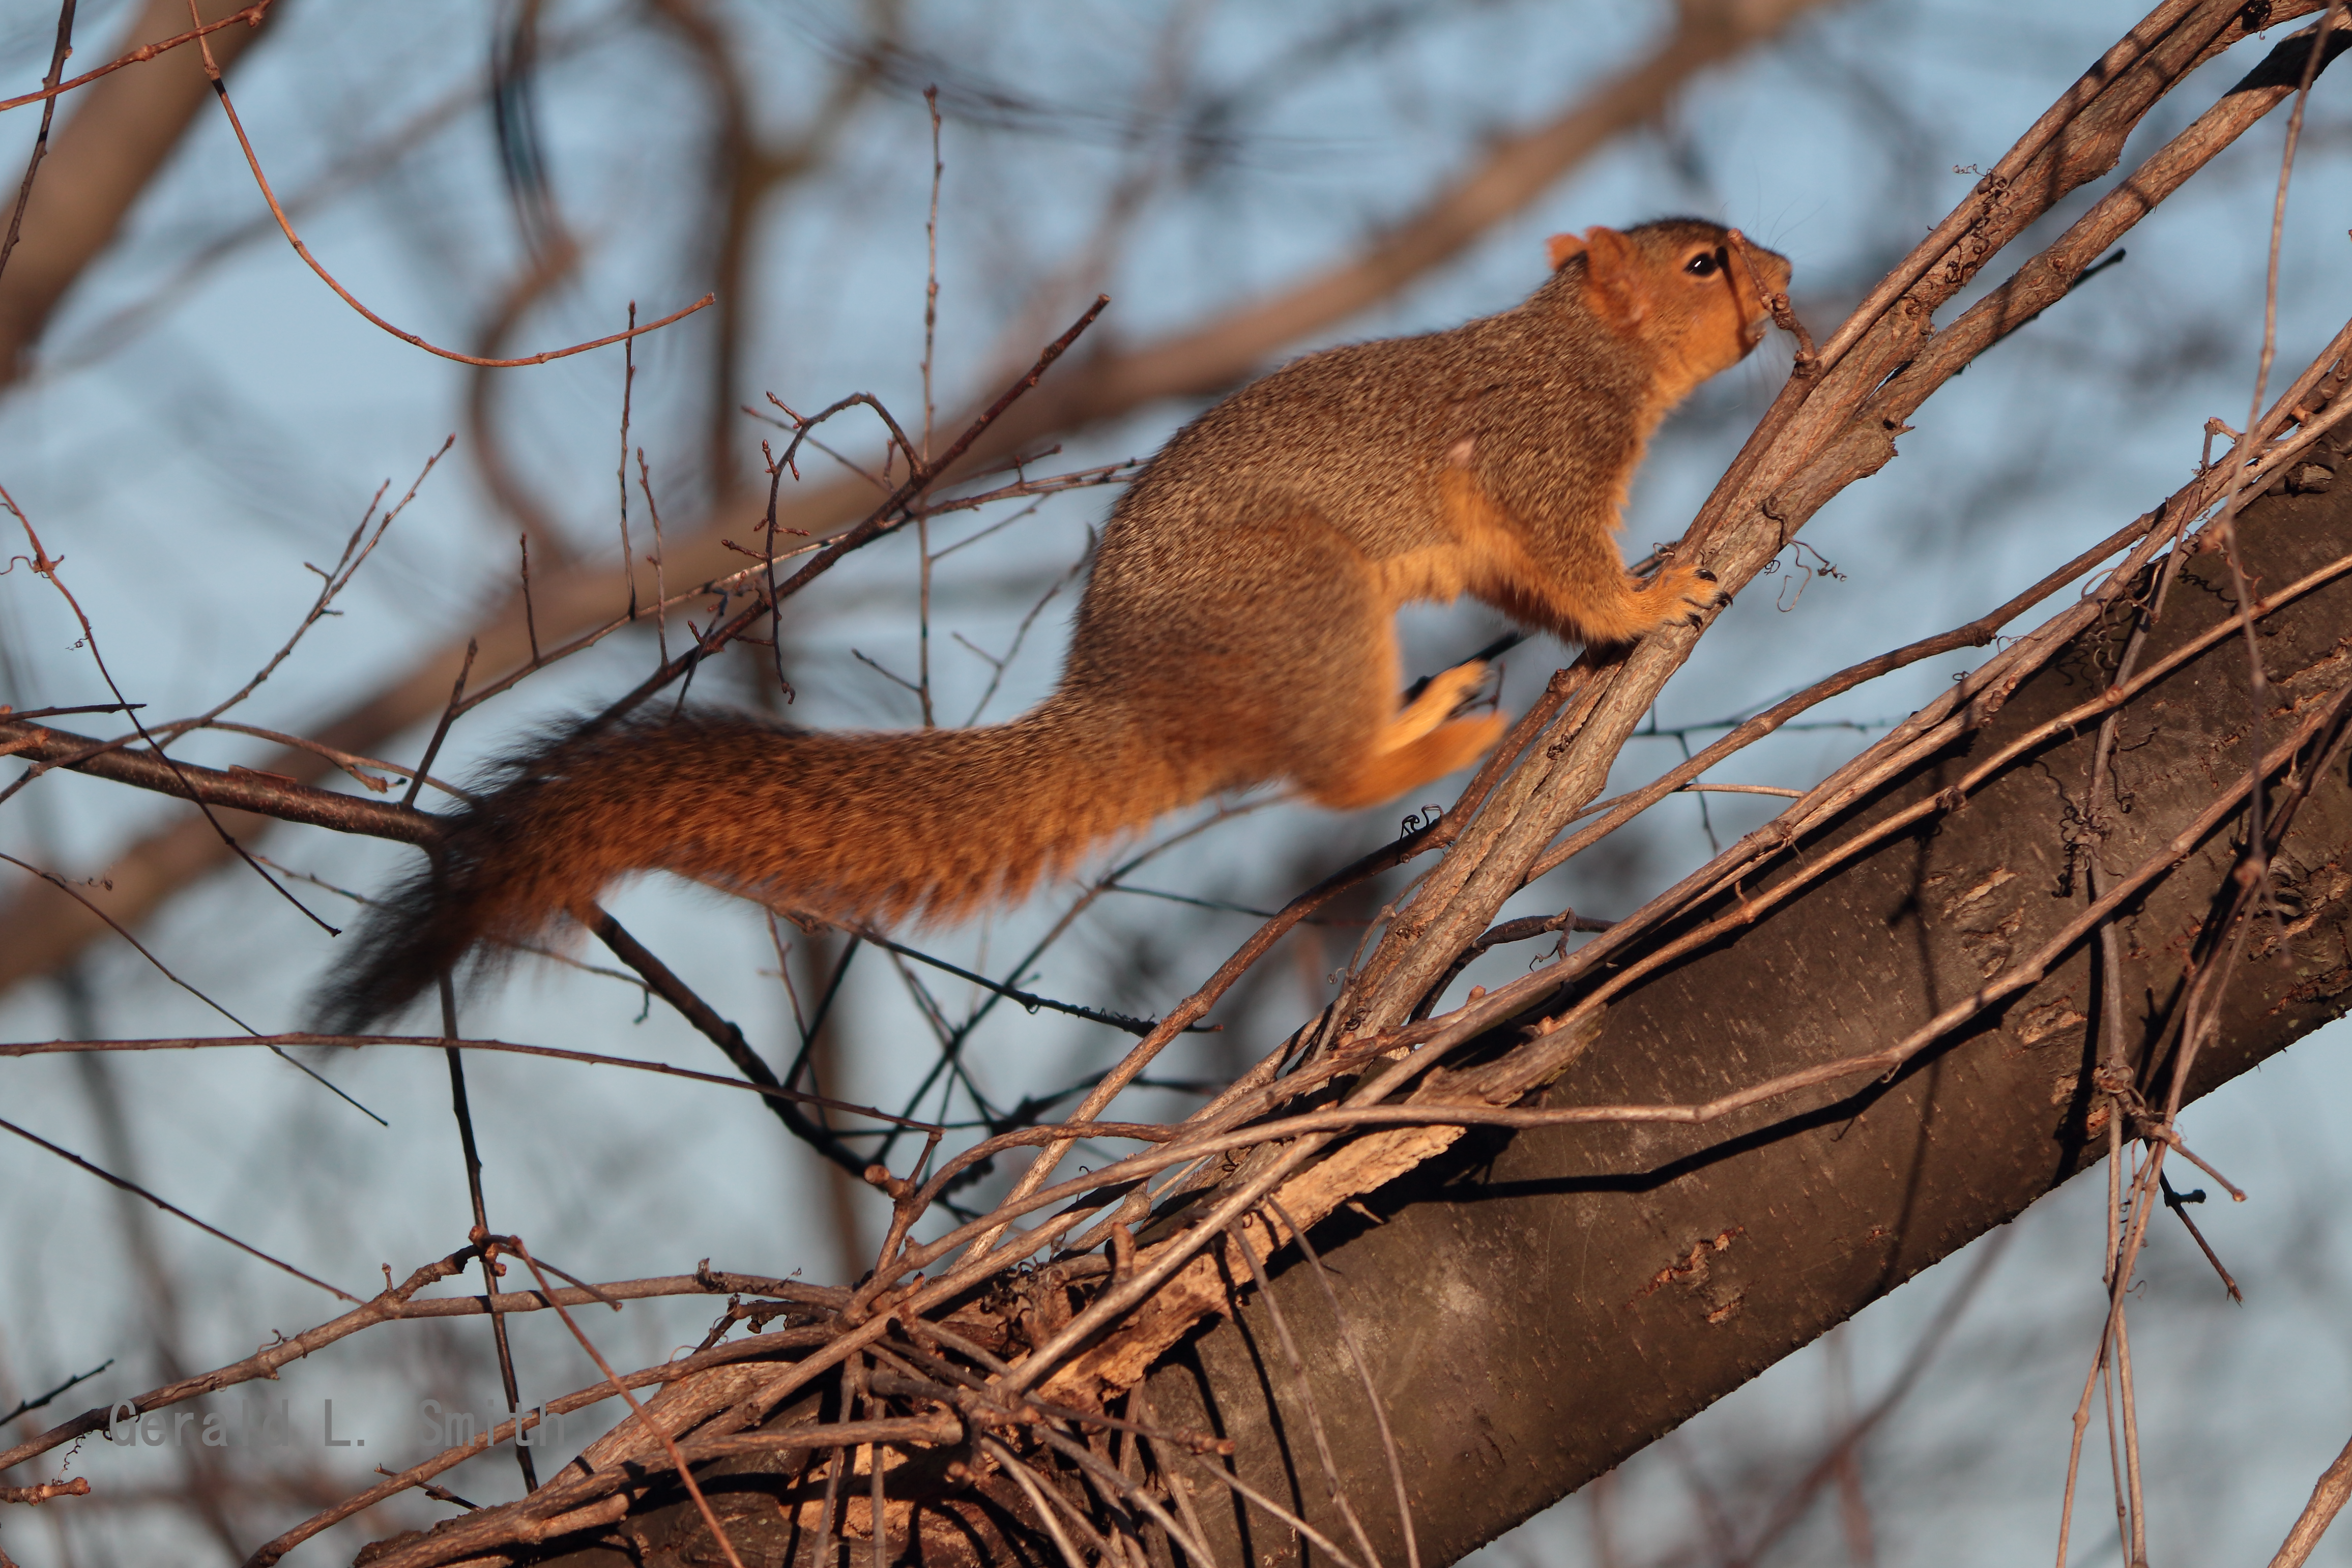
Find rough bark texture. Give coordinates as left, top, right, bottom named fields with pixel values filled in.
left=1141, top=428, right=2352, bottom=1568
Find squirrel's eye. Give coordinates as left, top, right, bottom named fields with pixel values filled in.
left=1685, top=252, right=1720, bottom=277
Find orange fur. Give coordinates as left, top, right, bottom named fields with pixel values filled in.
left=315, top=219, right=1790, bottom=1029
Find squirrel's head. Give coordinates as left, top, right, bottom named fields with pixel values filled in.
left=1544, top=219, right=1792, bottom=402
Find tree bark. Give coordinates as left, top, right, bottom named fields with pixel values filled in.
left=1142, top=428, right=2352, bottom=1568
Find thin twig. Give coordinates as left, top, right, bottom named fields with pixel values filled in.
left=0, top=1359, right=111, bottom=1431
left=183, top=11, right=709, bottom=367
left=619, top=300, right=638, bottom=619
left=509, top=1239, right=748, bottom=1568
left=2268, top=1430, right=2352, bottom=1567
left=2159, top=1173, right=2243, bottom=1301
left=604, top=295, right=1109, bottom=732
left=0, top=486, right=339, bottom=930
left=0, top=2, right=266, bottom=112
left=0, top=0, right=76, bottom=284
left=0, top=851, right=384, bottom=1123
left=636, top=447, right=671, bottom=666
left=0, top=1116, right=354, bottom=1300
left=402, top=638, right=477, bottom=809
left=440, top=976, right=536, bottom=1492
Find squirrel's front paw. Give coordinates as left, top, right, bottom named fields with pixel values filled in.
left=1649, top=562, right=1728, bottom=627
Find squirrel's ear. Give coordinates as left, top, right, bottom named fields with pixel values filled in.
left=1545, top=231, right=1587, bottom=271
left=1579, top=225, right=1650, bottom=331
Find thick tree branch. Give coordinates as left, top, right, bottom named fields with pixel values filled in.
left=0, top=719, right=439, bottom=844
left=1146, top=419, right=2352, bottom=1568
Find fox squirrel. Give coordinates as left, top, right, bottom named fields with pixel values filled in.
left=315, top=218, right=1790, bottom=1029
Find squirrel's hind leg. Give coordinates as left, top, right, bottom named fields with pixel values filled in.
left=1309, top=712, right=1505, bottom=811
left=1091, top=507, right=1505, bottom=808
left=1304, top=658, right=1506, bottom=811
left=1388, top=660, right=1489, bottom=746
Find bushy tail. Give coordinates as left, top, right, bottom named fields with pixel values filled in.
left=309, top=698, right=1183, bottom=1033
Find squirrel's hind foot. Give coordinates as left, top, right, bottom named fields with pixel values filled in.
left=1312, top=710, right=1506, bottom=811
left=1389, top=659, right=1491, bottom=748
